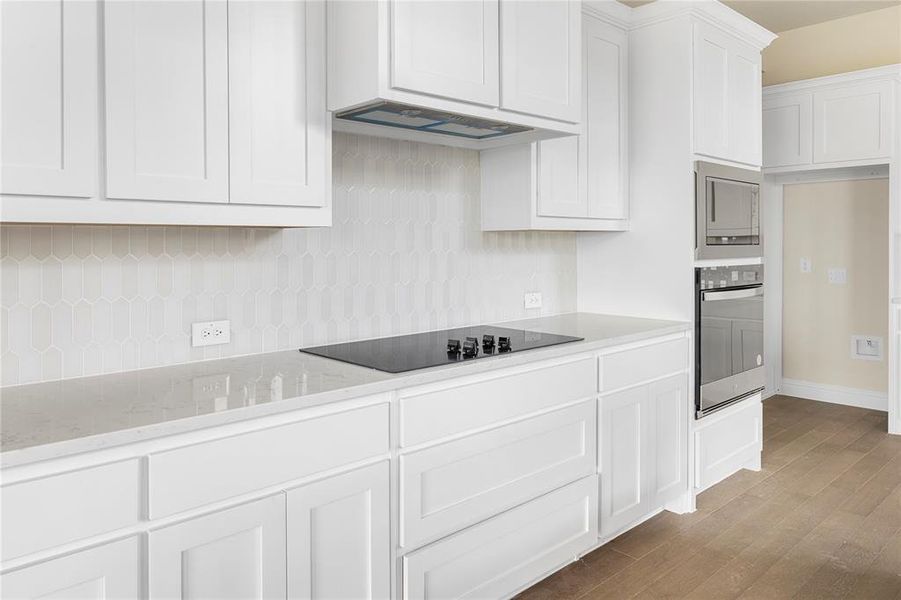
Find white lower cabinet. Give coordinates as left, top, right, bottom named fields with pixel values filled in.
left=694, top=394, right=762, bottom=492
left=287, top=462, right=390, bottom=600
left=400, top=399, right=596, bottom=549
left=1, top=536, right=140, bottom=599
left=148, top=494, right=287, bottom=599
left=599, top=373, right=689, bottom=537
left=404, top=475, right=598, bottom=600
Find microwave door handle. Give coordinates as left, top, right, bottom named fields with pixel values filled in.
left=702, top=287, right=764, bottom=301
left=710, top=181, right=715, bottom=222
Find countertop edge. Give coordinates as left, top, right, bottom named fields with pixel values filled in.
left=1, top=318, right=691, bottom=469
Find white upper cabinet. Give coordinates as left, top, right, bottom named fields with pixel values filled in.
left=813, top=80, right=893, bottom=164
left=480, top=8, right=627, bottom=231
left=693, top=22, right=763, bottom=167
left=500, top=0, right=581, bottom=123
left=762, top=67, right=898, bottom=171
left=391, top=0, right=499, bottom=106
left=762, top=92, right=813, bottom=168
left=105, top=0, right=229, bottom=203
left=0, top=0, right=97, bottom=197
left=228, top=0, right=329, bottom=207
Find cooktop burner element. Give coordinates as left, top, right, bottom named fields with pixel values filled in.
left=300, top=326, right=583, bottom=373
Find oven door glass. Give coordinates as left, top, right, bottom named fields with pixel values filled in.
left=699, top=285, right=764, bottom=414
left=705, top=177, right=760, bottom=246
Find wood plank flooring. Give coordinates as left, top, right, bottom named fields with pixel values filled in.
left=516, top=395, right=901, bottom=600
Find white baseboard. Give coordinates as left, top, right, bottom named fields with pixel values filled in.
left=780, top=379, right=888, bottom=412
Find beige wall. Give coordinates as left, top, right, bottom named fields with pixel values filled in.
left=763, top=6, right=901, bottom=86
left=783, top=179, right=889, bottom=392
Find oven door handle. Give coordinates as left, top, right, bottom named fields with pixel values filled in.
left=702, top=286, right=763, bottom=301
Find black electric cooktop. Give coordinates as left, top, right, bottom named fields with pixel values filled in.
left=300, top=326, right=583, bottom=373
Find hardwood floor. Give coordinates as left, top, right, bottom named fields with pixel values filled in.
left=516, top=395, right=901, bottom=600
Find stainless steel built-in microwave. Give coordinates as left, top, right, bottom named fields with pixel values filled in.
left=695, top=161, right=763, bottom=260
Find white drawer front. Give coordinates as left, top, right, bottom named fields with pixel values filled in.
left=404, top=475, right=598, bottom=600
left=695, top=396, right=762, bottom=492
left=600, top=337, right=688, bottom=392
left=1, top=459, right=141, bottom=561
left=400, top=400, right=596, bottom=549
left=400, top=356, right=596, bottom=447
left=148, top=402, right=389, bottom=519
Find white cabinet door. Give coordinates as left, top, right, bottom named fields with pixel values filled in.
left=693, top=22, right=730, bottom=161
left=1, top=537, right=140, bottom=599
left=648, top=374, right=688, bottom=506
left=105, top=0, right=229, bottom=203
left=500, top=0, right=580, bottom=122
left=404, top=475, right=597, bottom=600
left=599, top=385, right=647, bottom=537
left=693, top=22, right=762, bottom=166
left=0, top=0, right=97, bottom=197
left=149, top=495, right=287, bottom=599
left=727, top=40, right=762, bottom=166
left=228, top=0, right=328, bottom=207
left=582, top=13, right=628, bottom=220
left=537, top=137, right=582, bottom=218
left=812, top=81, right=893, bottom=164
left=762, top=92, right=813, bottom=168
left=391, top=0, right=499, bottom=106
left=287, top=462, right=390, bottom=600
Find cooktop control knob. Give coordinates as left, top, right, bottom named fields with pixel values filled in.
left=482, top=335, right=495, bottom=353
left=498, top=336, right=512, bottom=352
left=447, top=339, right=461, bottom=354
left=462, top=337, right=479, bottom=358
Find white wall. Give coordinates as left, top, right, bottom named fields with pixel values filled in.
left=577, top=16, right=696, bottom=322
left=0, top=133, right=578, bottom=386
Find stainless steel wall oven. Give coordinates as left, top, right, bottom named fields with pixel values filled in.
left=695, top=264, right=765, bottom=418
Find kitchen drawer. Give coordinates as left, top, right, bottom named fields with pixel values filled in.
left=399, top=356, right=596, bottom=447
left=694, top=394, right=762, bottom=492
left=148, top=402, right=389, bottom=519
left=1, top=459, right=141, bottom=561
left=403, top=474, right=598, bottom=600
left=600, top=336, right=688, bottom=392
left=400, top=400, right=596, bottom=548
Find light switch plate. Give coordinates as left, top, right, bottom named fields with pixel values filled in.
left=827, top=267, right=847, bottom=285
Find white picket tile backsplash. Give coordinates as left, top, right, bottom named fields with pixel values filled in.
left=0, top=133, right=577, bottom=386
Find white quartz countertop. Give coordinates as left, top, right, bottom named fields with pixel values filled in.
left=1, top=313, right=689, bottom=468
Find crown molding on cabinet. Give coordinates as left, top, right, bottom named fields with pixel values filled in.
left=763, top=63, right=901, bottom=96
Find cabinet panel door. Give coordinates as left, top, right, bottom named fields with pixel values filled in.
left=763, top=92, right=813, bottom=168
left=582, top=14, right=628, bottom=220
left=649, top=374, right=688, bottom=505
left=149, top=495, right=287, bottom=599
left=228, top=0, right=328, bottom=207
left=813, top=81, right=893, bottom=164
left=400, top=400, right=595, bottom=548
left=1, top=536, right=140, bottom=599
left=287, top=462, right=390, bottom=600
left=599, top=386, right=647, bottom=537
left=0, top=0, right=96, bottom=197
left=391, top=0, right=499, bottom=106
left=537, top=137, right=583, bottom=218
left=500, top=0, right=580, bottom=122
left=105, top=0, right=229, bottom=203
left=727, top=41, right=762, bottom=166
left=693, top=22, right=730, bottom=159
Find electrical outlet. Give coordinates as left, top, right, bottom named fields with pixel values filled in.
left=800, top=258, right=812, bottom=273
left=524, top=292, right=543, bottom=310
left=827, top=267, right=847, bottom=285
left=192, top=320, right=231, bottom=347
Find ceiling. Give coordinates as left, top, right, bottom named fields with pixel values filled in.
left=619, top=0, right=901, bottom=33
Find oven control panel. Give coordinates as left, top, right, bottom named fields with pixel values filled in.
left=697, top=264, right=764, bottom=290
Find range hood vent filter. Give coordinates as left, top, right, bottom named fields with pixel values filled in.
left=336, top=101, right=533, bottom=140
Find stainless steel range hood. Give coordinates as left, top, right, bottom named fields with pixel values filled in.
left=336, top=101, right=534, bottom=140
